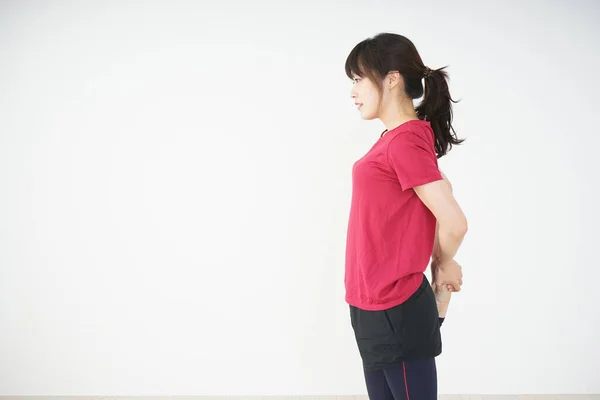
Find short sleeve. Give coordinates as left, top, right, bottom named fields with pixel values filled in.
left=387, top=130, right=443, bottom=190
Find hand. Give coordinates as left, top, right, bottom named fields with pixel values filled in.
left=434, top=259, right=463, bottom=292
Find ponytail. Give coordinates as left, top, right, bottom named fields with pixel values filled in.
left=415, top=66, right=464, bottom=158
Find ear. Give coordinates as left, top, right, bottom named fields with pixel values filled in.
left=386, top=71, right=402, bottom=90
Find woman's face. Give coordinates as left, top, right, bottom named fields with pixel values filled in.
left=350, top=75, right=382, bottom=120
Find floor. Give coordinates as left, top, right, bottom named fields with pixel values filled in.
left=360, top=396, right=597, bottom=400
left=1, top=396, right=599, bottom=400
left=436, top=396, right=600, bottom=400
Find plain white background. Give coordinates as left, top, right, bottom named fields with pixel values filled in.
left=1, top=0, right=599, bottom=396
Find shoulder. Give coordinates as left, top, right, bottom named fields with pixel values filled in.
left=386, top=128, right=433, bottom=153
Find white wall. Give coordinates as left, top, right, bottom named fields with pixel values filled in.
left=1, top=0, right=599, bottom=396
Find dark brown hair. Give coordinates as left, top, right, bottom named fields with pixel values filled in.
left=345, top=33, right=464, bottom=158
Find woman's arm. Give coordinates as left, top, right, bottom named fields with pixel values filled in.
left=431, top=171, right=452, bottom=267
left=432, top=171, right=455, bottom=318
left=414, top=171, right=467, bottom=291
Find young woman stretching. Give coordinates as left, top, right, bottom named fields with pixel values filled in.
left=344, top=33, right=467, bottom=400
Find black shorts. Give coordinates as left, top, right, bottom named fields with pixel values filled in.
left=349, top=273, right=442, bottom=370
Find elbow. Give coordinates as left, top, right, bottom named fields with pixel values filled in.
left=441, top=215, right=468, bottom=239
left=452, top=216, right=468, bottom=238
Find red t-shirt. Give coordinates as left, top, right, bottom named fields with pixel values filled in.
left=344, top=120, right=443, bottom=311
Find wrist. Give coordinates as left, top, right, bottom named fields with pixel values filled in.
left=436, top=257, right=454, bottom=269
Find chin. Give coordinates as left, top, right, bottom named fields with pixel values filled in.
left=361, top=113, right=377, bottom=121
left=358, top=105, right=378, bottom=120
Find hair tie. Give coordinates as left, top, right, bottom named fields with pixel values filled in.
left=424, top=67, right=433, bottom=78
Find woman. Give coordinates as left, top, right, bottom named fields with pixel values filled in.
left=344, top=33, right=468, bottom=399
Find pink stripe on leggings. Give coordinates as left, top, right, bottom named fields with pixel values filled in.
left=403, top=361, right=410, bottom=400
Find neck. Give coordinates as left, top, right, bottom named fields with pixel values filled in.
left=379, top=96, right=419, bottom=134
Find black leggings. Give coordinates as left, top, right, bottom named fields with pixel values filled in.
left=363, top=318, right=444, bottom=400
